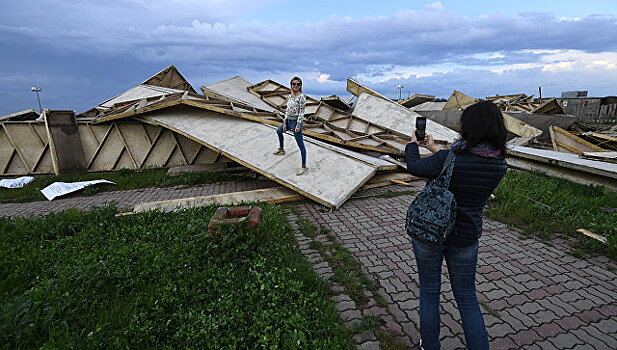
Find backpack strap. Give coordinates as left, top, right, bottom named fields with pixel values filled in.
left=434, top=151, right=456, bottom=188
left=437, top=150, right=455, bottom=177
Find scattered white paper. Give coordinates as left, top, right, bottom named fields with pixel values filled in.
left=40, top=180, right=115, bottom=200
left=0, top=176, right=35, bottom=189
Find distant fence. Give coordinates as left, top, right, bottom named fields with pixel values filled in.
left=597, top=103, right=617, bottom=123
left=558, top=99, right=617, bottom=123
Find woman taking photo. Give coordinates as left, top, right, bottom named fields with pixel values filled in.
left=405, top=100, right=508, bottom=350
left=273, top=76, right=308, bottom=176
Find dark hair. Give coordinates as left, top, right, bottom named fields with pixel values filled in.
left=290, top=76, right=303, bottom=93
left=460, top=100, right=507, bottom=156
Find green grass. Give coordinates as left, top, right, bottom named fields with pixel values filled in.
left=350, top=315, right=384, bottom=336
left=0, top=205, right=353, bottom=349
left=297, top=218, right=318, bottom=238
left=479, top=301, right=500, bottom=318
left=375, top=329, right=408, bottom=350
left=298, top=218, right=387, bottom=309
left=291, top=216, right=405, bottom=349
left=486, top=170, right=617, bottom=260
left=0, top=168, right=254, bottom=203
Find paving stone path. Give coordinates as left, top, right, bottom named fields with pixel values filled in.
left=2, top=180, right=616, bottom=349
left=0, top=180, right=274, bottom=218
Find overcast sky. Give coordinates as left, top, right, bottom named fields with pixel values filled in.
left=1, top=0, right=616, bottom=115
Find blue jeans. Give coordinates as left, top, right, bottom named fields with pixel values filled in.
left=412, top=239, right=488, bottom=350
left=277, top=119, right=306, bottom=166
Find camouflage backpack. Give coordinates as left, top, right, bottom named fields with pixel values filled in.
left=405, top=151, right=457, bottom=245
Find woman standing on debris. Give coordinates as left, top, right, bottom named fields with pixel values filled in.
left=273, top=76, right=308, bottom=176
left=405, top=100, right=508, bottom=350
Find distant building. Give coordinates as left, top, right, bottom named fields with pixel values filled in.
left=560, top=91, right=588, bottom=98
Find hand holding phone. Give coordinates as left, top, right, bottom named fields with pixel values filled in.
left=415, top=117, right=427, bottom=141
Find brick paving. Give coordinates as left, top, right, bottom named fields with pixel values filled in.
left=292, top=183, right=617, bottom=349
left=0, top=179, right=275, bottom=218
left=2, top=180, right=616, bottom=349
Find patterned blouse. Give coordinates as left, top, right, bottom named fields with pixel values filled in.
left=284, top=93, right=306, bottom=125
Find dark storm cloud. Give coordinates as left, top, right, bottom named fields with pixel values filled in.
left=1, top=1, right=616, bottom=114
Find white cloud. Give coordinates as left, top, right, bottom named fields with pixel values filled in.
left=542, top=61, right=576, bottom=72
left=467, top=52, right=506, bottom=60
left=316, top=73, right=332, bottom=83
left=424, top=2, right=445, bottom=11
left=558, top=16, right=582, bottom=22
left=490, top=63, right=541, bottom=74
left=589, top=60, right=617, bottom=69
left=536, top=50, right=617, bottom=72
left=2, top=2, right=617, bottom=114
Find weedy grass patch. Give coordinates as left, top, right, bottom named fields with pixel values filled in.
left=0, top=168, right=254, bottom=203
left=486, top=170, right=617, bottom=260
left=0, top=205, right=353, bottom=349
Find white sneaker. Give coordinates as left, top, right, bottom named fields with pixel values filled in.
left=296, top=166, right=308, bottom=176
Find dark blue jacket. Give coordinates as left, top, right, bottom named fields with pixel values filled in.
left=405, top=142, right=507, bottom=247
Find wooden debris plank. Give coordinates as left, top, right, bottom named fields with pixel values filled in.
left=346, top=78, right=392, bottom=101
left=502, top=113, right=543, bottom=138
left=580, top=151, right=617, bottom=164
left=443, top=90, right=479, bottom=111
left=508, top=146, right=617, bottom=180
left=532, top=98, right=564, bottom=114
left=132, top=187, right=302, bottom=214
left=583, top=132, right=617, bottom=143
left=550, top=126, right=607, bottom=154
left=399, top=94, right=435, bottom=108
left=576, top=228, right=607, bottom=244
left=390, top=179, right=414, bottom=186
left=142, top=106, right=377, bottom=208
left=360, top=171, right=421, bottom=189
left=320, top=95, right=351, bottom=110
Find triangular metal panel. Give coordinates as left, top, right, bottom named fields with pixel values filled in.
left=141, top=129, right=177, bottom=169
left=352, top=93, right=459, bottom=144
left=141, top=65, right=197, bottom=93
left=114, top=149, right=136, bottom=170
left=88, top=126, right=125, bottom=171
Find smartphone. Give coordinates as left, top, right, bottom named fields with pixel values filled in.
left=415, top=117, right=427, bottom=141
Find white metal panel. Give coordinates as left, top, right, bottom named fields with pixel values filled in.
left=100, top=85, right=184, bottom=108
left=410, top=102, right=447, bottom=111
left=352, top=93, right=459, bottom=143
left=509, top=146, right=617, bottom=179
left=307, top=137, right=395, bottom=171
left=202, top=76, right=277, bottom=112
left=143, top=106, right=377, bottom=208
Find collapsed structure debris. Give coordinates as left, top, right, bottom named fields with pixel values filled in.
left=1, top=65, right=616, bottom=210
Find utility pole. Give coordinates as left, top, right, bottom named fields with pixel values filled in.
left=31, top=87, right=42, bottom=113
left=396, top=85, right=404, bottom=100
